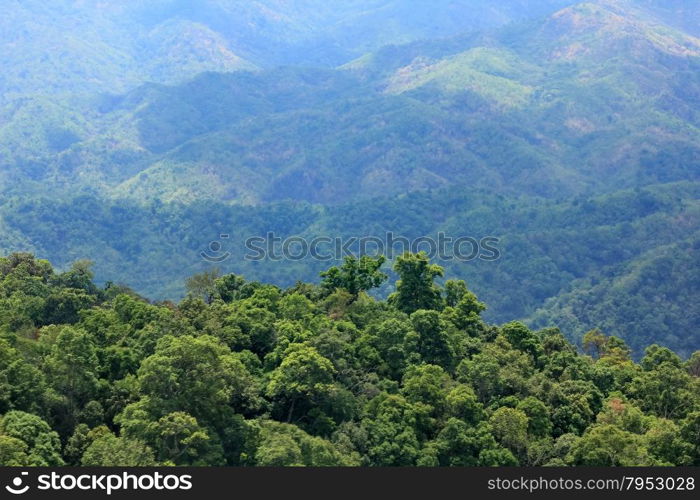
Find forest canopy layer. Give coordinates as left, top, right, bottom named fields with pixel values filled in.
left=0, top=252, right=698, bottom=467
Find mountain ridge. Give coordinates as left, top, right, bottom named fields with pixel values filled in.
left=4, top=0, right=698, bottom=205
left=0, top=0, right=581, bottom=101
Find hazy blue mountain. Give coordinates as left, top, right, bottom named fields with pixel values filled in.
left=0, top=0, right=579, bottom=101
left=3, top=0, right=698, bottom=205
left=629, top=0, right=700, bottom=36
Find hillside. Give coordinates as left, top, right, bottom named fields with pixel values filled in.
left=2, top=182, right=698, bottom=357
left=531, top=232, right=700, bottom=355
left=2, top=0, right=699, bottom=206
left=0, top=0, right=577, bottom=101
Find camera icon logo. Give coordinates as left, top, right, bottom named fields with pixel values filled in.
left=201, top=234, right=232, bottom=263
left=6, top=472, right=30, bottom=495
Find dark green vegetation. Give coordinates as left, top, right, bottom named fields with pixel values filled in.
left=0, top=252, right=698, bottom=466
left=2, top=182, right=698, bottom=358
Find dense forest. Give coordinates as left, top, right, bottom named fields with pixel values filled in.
left=3, top=182, right=698, bottom=358
left=0, top=252, right=698, bottom=467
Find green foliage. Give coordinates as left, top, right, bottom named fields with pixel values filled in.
left=186, top=269, right=222, bottom=304
left=489, top=407, right=530, bottom=459
left=253, top=421, right=359, bottom=466
left=389, top=253, right=444, bottom=314
left=0, top=435, right=31, bottom=466
left=142, top=412, right=223, bottom=466
left=81, top=427, right=156, bottom=466
left=267, top=344, right=337, bottom=427
left=0, top=411, right=63, bottom=466
left=44, top=327, right=100, bottom=428
left=567, top=425, right=653, bottom=466
left=133, top=334, right=261, bottom=425
left=408, top=311, right=454, bottom=369
left=320, top=256, right=387, bottom=298
left=423, top=419, right=517, bottom=466
left=0, top=252, right=697, bottom=467
left=502, top=322, right=543, bottom=362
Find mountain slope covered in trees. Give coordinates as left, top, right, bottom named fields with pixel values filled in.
left=1, top=1, right=698, bottom=371
left=2, top=0, right=699, bottom=205
left=0, top=0, right=577, bottom=100
left=0, top=252, right=698, bottom=467
left=2, top=182, right=697, bottom=357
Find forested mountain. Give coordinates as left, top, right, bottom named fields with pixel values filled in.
left=2, top=182, right=698, bottom=357
left=0, top=252, right=698, bottom=466
left=2, top=0, right=699, bottom=204
left=0, top=0, right=576, bottom=99
left=1, top=1, right=698, bottom=364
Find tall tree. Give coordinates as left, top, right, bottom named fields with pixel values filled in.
left=320, top=256, right=387, bottom=299
left=389, top=252, right=444, bottom=314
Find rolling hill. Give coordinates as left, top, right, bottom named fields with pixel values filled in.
left=3, top=0, right=699, bottom=205
left=0, top=0, right=578, bottom=101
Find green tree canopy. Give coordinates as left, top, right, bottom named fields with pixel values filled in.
left=389, top=252, right=444, bottom=314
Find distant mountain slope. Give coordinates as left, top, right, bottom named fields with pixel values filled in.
left=0, top=0, right=578, bottom=100
left=626, top=0, right=700, bottom=37
left=531, top=231, right=700, bottom=357
left=3, top=0, right=698, bottom=205
left=0, top=1, right=256, bottom=100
